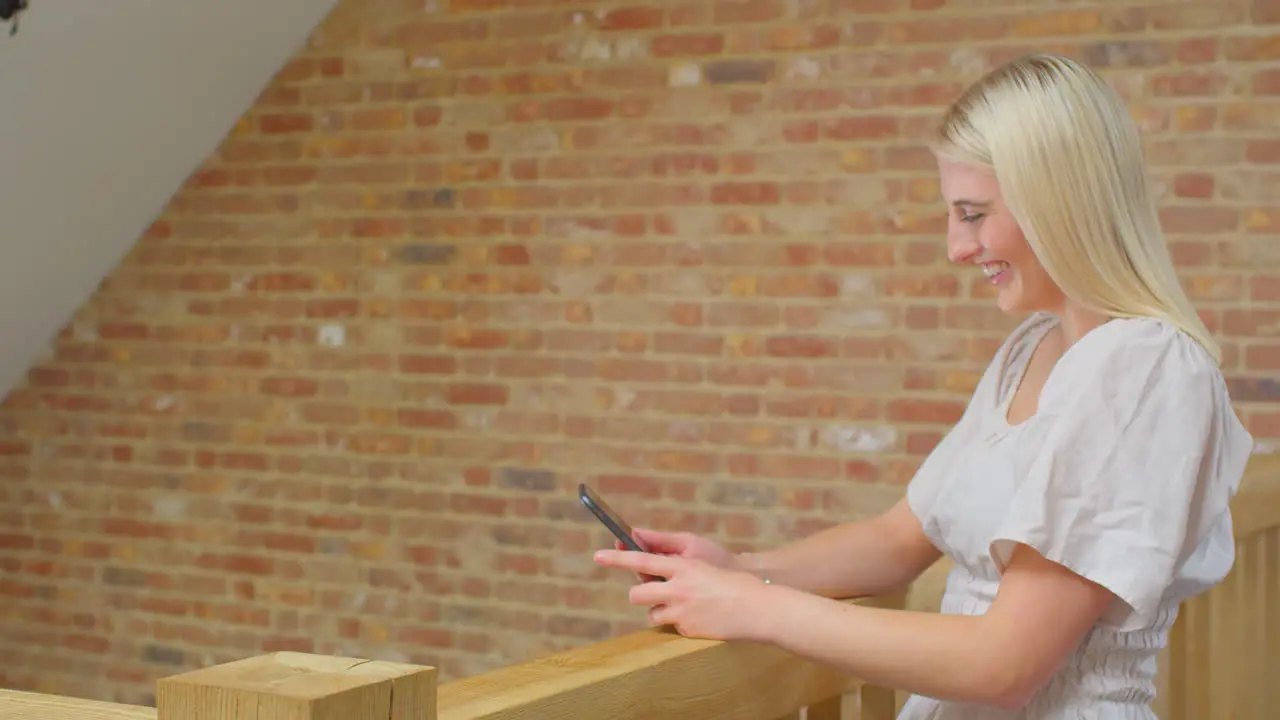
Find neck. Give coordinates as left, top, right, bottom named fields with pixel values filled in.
left=1053, top=304, right=1111, bottom=347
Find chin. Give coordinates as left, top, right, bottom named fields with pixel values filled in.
left=997, top=291, right=1057, bottom=317
left=994, top=290, right=1025, bottom=315
left=995, top=291, right=1043, bottom=317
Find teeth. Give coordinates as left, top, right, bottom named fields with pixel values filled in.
left=982, top=263, right=1009, bottom=277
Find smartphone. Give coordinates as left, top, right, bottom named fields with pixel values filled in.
left=578, top=483, right=648, bottom=553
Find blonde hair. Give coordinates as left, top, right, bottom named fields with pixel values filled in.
left=933, top=52, right=1220, bottom=364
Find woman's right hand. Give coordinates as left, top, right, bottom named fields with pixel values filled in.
left=617, top=529, right=744, bottom=572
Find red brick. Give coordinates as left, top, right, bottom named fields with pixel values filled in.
left=306, top=299, right=360, bottom=318
left=1169, top=106, right=1214, bottom=133
left=1246, top=344, right=1280, bottom=371
left=415, top=106, right=443, bottom=127
left=714, top=0, right=785, bottom=24
left=195, top=553, right=274, bottom=576
left=1152, top=70, right=1228, bottom=96
left=345, top=432, right=412, bottom=455
left=259, top=113, right=313, bottom=134
left=1255, top=69, right=1280, bottom=95
left=1256, top=0, right=1280, bottom=23
left=598, top=7, right=665, bottom=30
left=1175, top=38, right=1219, bottom=63
left=177, top=272, right=232, bottom=292
left=824, top=242, right=896, bottom=266
left=1224, top=310, right=1280, bottom=337
left=886, top=399, right=966, bottom=424
left=710, top=182, right=780, bottom=205
left=835, top=0, right=909, bottom=11
left=1159, top=207, right=1238, bottom=234
left=1247, top=140, right=1280, bottom=164
left=448, top=383, right=509, bottom=405
left=539, top=97, right=612, bottom=121
left=1252, top=276, right=1280, bottom=302
left=763, top=335, right=838, bottom=358
left=259, top=377, right=319, bottom=397
left=763, top=23, right=843, bottom=51
left=825, top=116, right=899, bottom=140
left=64, top=634, right=110, bottom=654
left=1173, top=173, right=1215, bottom=198
left=1011, top=11, right=1102, bottom=37
left=247, top=272, right=316, bottom=292
left=652, top=33, right=725, bottom=57
left=398, top=409, right=456, bottom=430
left=0, top=533, right=35, bottom=550
left=703, top=59, right=776, bottom=85
left=763, top=275, right=837, bottom=298
left=350, top=108, right=407, bottom=130
left=1238, top=204, right=1277, bottom=233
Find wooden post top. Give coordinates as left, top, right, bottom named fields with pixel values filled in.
left=156, top=652, right=437, bottom=720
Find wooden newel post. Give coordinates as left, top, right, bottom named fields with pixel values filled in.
left=155, top=652, right=437, bottom=720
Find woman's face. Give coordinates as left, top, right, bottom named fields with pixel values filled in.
left=936, top=156, right=1066, bottom=316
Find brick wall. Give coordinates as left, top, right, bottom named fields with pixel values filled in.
left=2, top=0, right=1277, bottom=706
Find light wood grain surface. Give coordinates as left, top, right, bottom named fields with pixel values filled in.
left=0, top=689, right=156, bottom=720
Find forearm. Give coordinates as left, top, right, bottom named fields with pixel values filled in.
left=740, top=510, right=939, bottom=599
left=758, top=586, right=1026, bottom=709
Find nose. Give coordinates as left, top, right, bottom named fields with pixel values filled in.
left=946, top=229, right=982, bottom=265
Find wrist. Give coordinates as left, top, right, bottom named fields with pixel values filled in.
left=736, top=551, right=769, bottom=580
left=745, top=578, right=792, bottom=644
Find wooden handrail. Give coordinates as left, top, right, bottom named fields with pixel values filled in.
left=0, top=688, right=156, bottom=718
left=2, top=455, right=1277, bottom=720
left=435, top=592, right=905, bottom=720
left=1157, top=452, right=1280, bottom=720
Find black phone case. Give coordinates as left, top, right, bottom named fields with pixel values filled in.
left=578, top=483, right=645, bottom=552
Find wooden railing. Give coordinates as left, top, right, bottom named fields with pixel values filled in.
left=3, top=455, right=1278, bottom=720
left=1155, top=453, right=1280, bottom=720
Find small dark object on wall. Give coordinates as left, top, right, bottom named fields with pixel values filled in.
left=0, top=0, right=27, bottom=21
left=0, top=0, right=26, bottom=35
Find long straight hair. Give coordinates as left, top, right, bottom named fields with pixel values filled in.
left=932, top=53, right=1220, bottom=364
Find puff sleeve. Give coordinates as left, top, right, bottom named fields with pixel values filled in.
left=989, top=320, right=1253, bottom=632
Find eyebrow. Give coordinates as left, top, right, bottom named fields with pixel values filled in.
left=950, top=199, right=991, bottom=207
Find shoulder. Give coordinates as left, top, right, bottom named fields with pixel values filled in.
left=994, top=316, right=1253, bottom=628
left=1031, top=315, right=1254, bottom=499
left=1069, top=315, right=1213, bottom=376
left=1040, top=316, right=1227, bottom=416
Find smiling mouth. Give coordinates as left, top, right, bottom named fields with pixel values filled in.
left=981, top=262, right=1010, bottom=284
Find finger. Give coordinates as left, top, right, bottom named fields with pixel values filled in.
left=628, top=579, right=671, bottom=607
left=648, top=604, right=670, bottom=626
left=649, top=606, right=684, bottom=635
left=594, top=549, right=681, bottom=578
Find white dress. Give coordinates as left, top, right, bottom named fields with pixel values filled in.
left=899, top=313, right=1254, bottom=719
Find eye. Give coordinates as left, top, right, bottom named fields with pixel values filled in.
left=960, top=211, right=985, bottom=223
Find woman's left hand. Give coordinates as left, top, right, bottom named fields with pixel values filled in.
left=593, top=549, right=778, bottom=642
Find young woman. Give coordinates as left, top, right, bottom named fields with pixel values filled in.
left=592, top=53, right=1255, bottom=718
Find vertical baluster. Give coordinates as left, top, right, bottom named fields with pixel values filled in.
left=858, top=685, right=897, bottom=720
left=807, top=693, right=844, bottom=720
